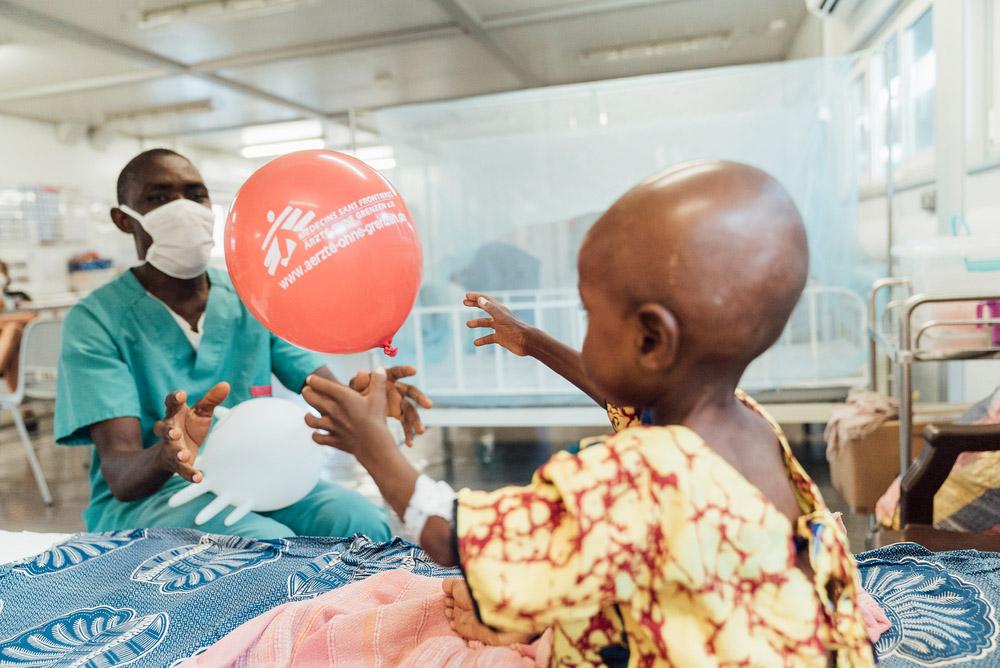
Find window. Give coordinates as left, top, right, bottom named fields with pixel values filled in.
left=852, top=75, right=871, bottom=180
left=870, top=34, right=901, bottom=181
left=905, top=8, right=936, bottom=155
left=861, top=1, right=935, bottom=185
left=885, top=33, right=903, bottom=167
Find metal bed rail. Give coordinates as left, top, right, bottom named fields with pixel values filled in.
left=868, top=279, right=1000, bottom=478
left=410, top=285, right=869, bottom=397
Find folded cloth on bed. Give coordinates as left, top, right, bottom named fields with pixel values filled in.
left=855, top=543, right=1000, bottom=667
left=0, top=529, right=457, bottom=667
left=824, top=389, right=898, bottom=458
left=179, top=570, right=552, bottom=667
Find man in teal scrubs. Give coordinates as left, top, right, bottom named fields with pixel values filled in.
left=55, top=148, right=431, bottom=540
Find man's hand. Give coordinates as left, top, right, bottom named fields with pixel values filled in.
left=348, top=365, right=432, bottom=446
left=464, top=292, right=532, bottom=357
left=152, top=382, right=230, bottom=484
left=303, top=370, right=395, bottom=458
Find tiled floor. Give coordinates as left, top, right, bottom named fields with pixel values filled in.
left=0, top=403, right=870, bottom=550
left=0, top=405, right=91, bottom=532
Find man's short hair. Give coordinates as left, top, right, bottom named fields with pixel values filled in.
left=116, top=148, right=189, bottom=204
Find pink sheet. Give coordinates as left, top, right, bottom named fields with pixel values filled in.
left=180, top=570, right=551, bottom=667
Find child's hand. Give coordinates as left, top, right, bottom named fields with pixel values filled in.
left=831, top=512, right=892, bottom=642
left=302, top=370, right=393, bottom=458
left=464, top=292, right=532, bottom=357
left=857, top=588, right=892, bottom=643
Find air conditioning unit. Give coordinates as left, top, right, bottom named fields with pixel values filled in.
left=805, top=0, right=862, bottom=19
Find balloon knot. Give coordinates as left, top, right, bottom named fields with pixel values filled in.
left=382, top=343, right=399, bottom=357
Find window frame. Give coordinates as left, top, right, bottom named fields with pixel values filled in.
left=850, top=61, right=873, bottom=184
left=857, top=0, right=937, bottom=190
left=900, top=6, right=936, bottom=169
left=987, top=0, right=1000, bottom=154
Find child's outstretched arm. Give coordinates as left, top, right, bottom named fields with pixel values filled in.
left=464, top=292, right=605, bottom=406
left=302, top=370, right=457, bottom=565
left=305, top=370, right=630, bottom=640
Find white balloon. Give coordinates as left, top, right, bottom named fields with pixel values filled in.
left=168, top=397, right=324, bottom=526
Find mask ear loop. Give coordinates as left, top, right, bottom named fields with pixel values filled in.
left=117, top=204, right=144, bottom=223
left=117, top=204, right=157, bottom=270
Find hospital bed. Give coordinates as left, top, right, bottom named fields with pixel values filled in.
left=0, top=527, right=996, bottom=667
left=397, top=285, right=868, bottom=456
left=865, top=279, right=1000, bottom=552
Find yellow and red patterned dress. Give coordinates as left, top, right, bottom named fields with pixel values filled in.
left=455, top=391, right=874, bottom=667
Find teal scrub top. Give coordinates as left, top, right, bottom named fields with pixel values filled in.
left=55, top=267, right=324, bottom=528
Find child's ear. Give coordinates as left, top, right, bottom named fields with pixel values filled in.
left=634, top=302, right=679, bottom=371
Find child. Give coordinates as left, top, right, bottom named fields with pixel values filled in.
left=302, top=160, right=875, bottom=666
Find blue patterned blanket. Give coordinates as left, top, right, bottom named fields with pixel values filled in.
left=0, top=531, right=996, bottom=667
left=857, top=543, right=1000, bottom=667
left=0, top=529, right=458, bottom=667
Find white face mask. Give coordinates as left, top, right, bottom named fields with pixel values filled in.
left=118, top=199, right=216, bottom=279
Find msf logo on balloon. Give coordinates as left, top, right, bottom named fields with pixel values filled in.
left=262, top=205, right=316, bottom=276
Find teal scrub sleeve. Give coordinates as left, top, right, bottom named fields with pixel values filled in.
left=55, top=306, right=142, bottom=445
left=269, top=333, right=325, bottom=393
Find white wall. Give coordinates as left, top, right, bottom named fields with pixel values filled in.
left=857, top=187, right=937, bottom=263
left=0, top=113, right=255, bottom=296
left=0, top=114, right=141, bottom=295
left=0, top=116, right=144, bottom=197
left=967, top=166, right=1000, bottom=231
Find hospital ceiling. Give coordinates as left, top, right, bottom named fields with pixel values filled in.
left=0, top=0, right=806, bottom=152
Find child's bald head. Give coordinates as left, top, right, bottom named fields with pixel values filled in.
left=578, top=160, right=807, bottom=408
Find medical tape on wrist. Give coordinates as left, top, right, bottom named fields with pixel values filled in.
left=403, top=474, right=456, bottom=542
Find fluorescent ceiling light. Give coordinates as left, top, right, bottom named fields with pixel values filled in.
left=105, top=98, right=214, bottom=123
left=241, top=138, right=324, bottom=158
left=325, top=125, right=378, bottom=147
left=364, top=157, right=396, bottom=172
left=140, top=0, right=302, bottom=28
left=345, top=146, right=395, bottom=172
left=351, top=145, right=394, bottom=162
left=241, top=119, right=323, bottom=145
left=580, top=32, right=732, bottom=64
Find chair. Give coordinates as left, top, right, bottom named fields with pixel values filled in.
left=874, top=423, right=1000, bottom=551
left=0, top=317, right=62, bottom=505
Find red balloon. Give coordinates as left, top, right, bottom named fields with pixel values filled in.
left=225, top=150, right=422, bottom=355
